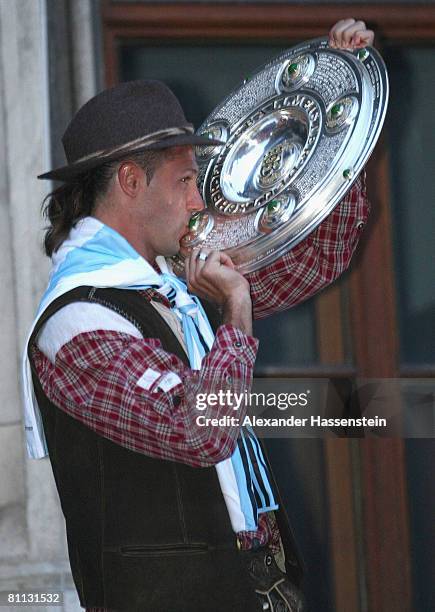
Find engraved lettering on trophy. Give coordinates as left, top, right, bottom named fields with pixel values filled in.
left=289, top=94, right=304, bottom=107
left=308, top=54, right=356, bottom=106
left=212, top=196, right=225, bottom=209
left=210, top=175, right=220, bottom=191
left=223, top=202, right=238, bottom=214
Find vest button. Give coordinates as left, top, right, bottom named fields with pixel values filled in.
left=234, top=340, right=242, bottom=348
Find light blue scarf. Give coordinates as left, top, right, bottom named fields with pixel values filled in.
left=23, top=216, right=277, bottom=531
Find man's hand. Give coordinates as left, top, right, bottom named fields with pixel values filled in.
left=185, top=249, right=253, bottom=336
left=329, top=18, right=375, bottom=49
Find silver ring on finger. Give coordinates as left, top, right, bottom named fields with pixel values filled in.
left=197, top=251, right=208, bottom=262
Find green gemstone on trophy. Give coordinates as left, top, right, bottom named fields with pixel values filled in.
left=267, top=200, right=280, bottom=213
left=358, top=48, right=369, bottom=61
left=288, top=62, right=300, bottom=77
left=343, top=168, right=353, bottom=180
left=189, top=213, right=200, bottom=231
left=331, top=103, right=344, bottom=118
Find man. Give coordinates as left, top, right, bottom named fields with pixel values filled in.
left=24, top=19, right=373, bottom=612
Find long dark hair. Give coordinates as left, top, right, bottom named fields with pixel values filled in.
left=42, top=150, right=166, bottom=257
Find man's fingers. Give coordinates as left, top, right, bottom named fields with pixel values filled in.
left=329, top=18, right=356, bottom=46
left=329, top=18, right=373, bottom=49
left=187, top=248, right=198, bottom=283
left=201, top=249, right=219, bottom=265
left=338, top=21, right=366, bottom=47
left=352, top=29, right=374, bottom=47
left=197, top=250, right=223, bottom=282
left=183, top=248, right=248, bottom=306
left=186, top=248, right=202, bottom=288
left=188, top=252, right=222, bottom=302
left=196, top=248, right=212, bottom=268
left=343, top=21, right=366, bottom=46
left=218, top=251, right=235, bottom=269
left=184, top=255, right=190, bottom=282
left=187, top=248, right=212, bottom=287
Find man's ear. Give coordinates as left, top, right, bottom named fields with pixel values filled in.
left=117, top=161, right=145, bottom=198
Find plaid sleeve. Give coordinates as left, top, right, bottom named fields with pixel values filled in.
left=31, top=324, right=258, bottom=468
left=247, top=172, right=370, bottom=319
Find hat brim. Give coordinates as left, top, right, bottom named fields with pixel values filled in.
left=38, top=133, right=224, bottom=182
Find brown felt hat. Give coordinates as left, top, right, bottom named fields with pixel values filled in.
left=38, top=79, right=223, bottom=181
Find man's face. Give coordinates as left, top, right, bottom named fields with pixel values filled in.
left=139, top=146, right=204, bottom=262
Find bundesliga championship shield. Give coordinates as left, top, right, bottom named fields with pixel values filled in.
left=172, top=38, right=389, bottom=274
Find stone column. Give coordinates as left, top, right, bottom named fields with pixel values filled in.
left=0, top=1, right=99, bottom=610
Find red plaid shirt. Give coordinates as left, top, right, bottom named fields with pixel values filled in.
left=249, top=173, right=368, bottom=318
left=31, top=176, right=368, bottom=610
left=32, top=323, right=258, bottom=466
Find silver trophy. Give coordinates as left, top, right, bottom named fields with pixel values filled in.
left=172, top=38, right=388, bottom=274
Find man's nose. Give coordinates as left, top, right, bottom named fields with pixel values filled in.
left=188, top=184, right=205, bottom=212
